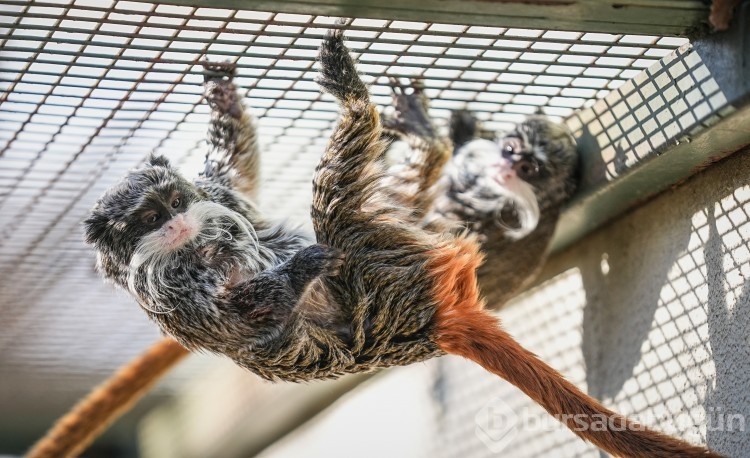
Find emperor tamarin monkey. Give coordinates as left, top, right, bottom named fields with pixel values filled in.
left=28, top=62, right=274, bottom=458
left=30, top=27, right=721, bottom=458
left=381, top=81, right=579, bottom=308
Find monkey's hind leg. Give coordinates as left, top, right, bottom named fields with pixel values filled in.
left=312, top=25, right=390, bottom=248
left=202, top=61, right=262, bottom=200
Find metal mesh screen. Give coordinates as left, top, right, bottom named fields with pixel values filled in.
left=0, top=0, right=690, bottom=448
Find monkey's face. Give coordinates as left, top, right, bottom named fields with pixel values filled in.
left=447, top=138, right=540, bottom=239
left=499, top=116, right=578, bottom=208
left=84, top=155, right=199, bottom=268
left=83, top=155, right=257, bottom=289
left=448, top=116, right=578, bottom=239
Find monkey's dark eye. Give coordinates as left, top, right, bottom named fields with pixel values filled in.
left=513, top=158, right=540, bottom=180
left=171, top=197, right=181, bottom=208
left=142, top=212, right=160, bottom=225
left=503, top=144, right=514, bottom=158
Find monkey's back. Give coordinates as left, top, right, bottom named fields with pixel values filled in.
left=232, top=222, right=484, bottom=382
left=219, top=28, right=486, bottom=383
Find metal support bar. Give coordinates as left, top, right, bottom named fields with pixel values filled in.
left=126, top=0, right=710, bottom=36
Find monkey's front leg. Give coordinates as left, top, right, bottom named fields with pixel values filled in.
left=229, top=245, right=343, bottom=320
left=202, top=62, right=261, bottom=200
left=382, top=78, right=451, bottom=217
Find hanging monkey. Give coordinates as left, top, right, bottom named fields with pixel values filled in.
left=28, top=27, right=723, bottom=458
left=381, top=79, right=579, bottom=308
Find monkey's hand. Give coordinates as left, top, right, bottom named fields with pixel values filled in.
left=225, top=246, right=343, bottom=330
left=382, top=77, right=434, bottom=140
left=380, top=77, right=452, bottom=218
left=282, top=244, right=344, bottom=295
left=203, top=61, right=243, bottom=119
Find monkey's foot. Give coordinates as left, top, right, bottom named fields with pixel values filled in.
left=202, top=61, right=236, bottom=83
left=382, top=77, right=434, bottom=140
left=203, top=61, right=243, bottom=119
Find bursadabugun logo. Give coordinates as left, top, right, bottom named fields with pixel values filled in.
left=474, top=396, right=519, bottom=453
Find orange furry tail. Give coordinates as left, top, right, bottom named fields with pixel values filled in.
left=425, top=236, right=721, bottom=457
left=27, top=338, right=188, bottom=458
left=433, top=305, right=723, bottom=457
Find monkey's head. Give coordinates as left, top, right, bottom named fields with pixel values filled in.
left=497, top=116, right=579, bottom=210
left=445, top=116, right=578, bottom=239
left=83, top=155, right=258, bottom=293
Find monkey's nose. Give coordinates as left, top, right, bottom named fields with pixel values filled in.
left=163, top=214, right=197, bottom=249
left=493, top=159, right=516, bottom=183
left=166, top=214, right=186, bottom=231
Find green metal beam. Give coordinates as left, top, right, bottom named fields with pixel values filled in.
left=129, top=0, right=710, bottom=37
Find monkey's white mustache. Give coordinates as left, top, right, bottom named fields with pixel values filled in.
left=450, top=139, right=540, bottom=240
left=489, top=170, right=540, bottom=240
left=458, top=174, right=539, bottom=240
left=127, top=201, right=259, bottom=313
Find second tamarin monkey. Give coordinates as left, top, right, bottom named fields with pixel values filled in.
left=381, top=81, right=579, bottom=308
left=31, top=26, right=722, bottom=458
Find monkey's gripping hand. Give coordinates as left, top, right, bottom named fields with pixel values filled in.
left=279, top=244, right=344, bottom=296
left=382, top=78, right=432, bottom=140
left=201, top=61, right=262, bottom=200
left=222, top=244, right=343, bottom=346
left=203, top=62, right=243, bottom=118
left=380, top=78, right=452, bottom=218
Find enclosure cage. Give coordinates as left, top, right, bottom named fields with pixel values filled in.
left=1, top=0, right=749, bottom=457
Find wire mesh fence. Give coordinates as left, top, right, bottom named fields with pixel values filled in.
left=0, top=0, right=696, bottom=452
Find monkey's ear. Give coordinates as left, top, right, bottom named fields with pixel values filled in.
left=146, top=154, right=172, bottom=168
left=82, top=209, right=108, bottom=246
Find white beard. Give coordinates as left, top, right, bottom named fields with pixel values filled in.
left=449, top=139, right=540, bottom=240
left=127, top=200, right=261, bottom=313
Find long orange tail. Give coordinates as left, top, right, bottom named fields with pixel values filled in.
left=434, top=305, right=723, bottom=457
left=26, top=338, right=188, bottom=458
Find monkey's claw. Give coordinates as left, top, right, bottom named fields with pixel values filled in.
left=203, top=62, right=243, bottom=119
left=202, top=61, right=237, bottom=83
left=382, top=77, right=433, bottom=139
